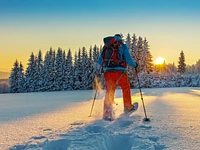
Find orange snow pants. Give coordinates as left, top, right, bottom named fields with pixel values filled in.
left=104, top=71, right=132, bottom=107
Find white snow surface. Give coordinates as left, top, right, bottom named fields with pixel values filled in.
left=0, top=87, right=200, bottom=150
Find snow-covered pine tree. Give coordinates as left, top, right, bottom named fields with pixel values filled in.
left=128, top=34, right=138, bottom=87
left=167, top=63, right=177, bottom=74
left=17, top=62, right=25, bottom=93
left=35, top=50, right=43, bottom=92
left=73, top=49, right=83, bottom=90
left=9, top=60, right=19, bottom=93
left=125, top=33, right=131, bottom=49
left=136, top=36, right=143, bottom=73
left=195, top=59, right=200, bottom=73
left=55, top=47, right=64, bottom=91
left=88, top=46, right=95, bottom=89
left=32, top=55, right=38, bottom=92
left=92, top=45, right=101, bottom=76
left=186, top=60, right=200, bottom=74
left=140, top=37, right=154, bottom=73
left=41, top=50, right=50, bottom=91
left=81, top=47, right=90, bottom=90
left=177, top=50, right=186, bottom=74
left=62, top=50, right=66, bottom=89
left=48, top=48, right=56, bottom=91
left=92, top=45, right=99, bottom=63
left=186, top=64, right=195, bottom=74
left=98, top=45, right=105, bottom=87
left=40, top=47, right=55, bottom=91
left=24, top=52, right=36, bottom=92
left=63, top=49, right=73, bottom=90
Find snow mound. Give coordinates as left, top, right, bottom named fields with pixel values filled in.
left=11, top=116, right=164, bottom=150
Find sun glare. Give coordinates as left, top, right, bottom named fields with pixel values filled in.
left=155, top=57, right=165, bottom=65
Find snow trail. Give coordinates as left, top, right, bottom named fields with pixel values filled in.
left=1, top=87, right=200, bottom=150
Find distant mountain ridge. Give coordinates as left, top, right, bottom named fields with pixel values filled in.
left=0, top=71, right=10, bottom=79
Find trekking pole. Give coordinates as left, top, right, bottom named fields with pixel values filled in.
left=89, top=88, right=98, bottom=117
left=89, top=67, right=102, bottom=117
left=135, top=69, right=150, bottom=121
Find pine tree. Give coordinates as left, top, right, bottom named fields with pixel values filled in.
left=18, top=62, right=25, bottom=92
left=41, top=50, right=51, bottom=91
left=125, top=33, right=131, bottom=49
left=136, top=36, right=143, bottom=72
left=140, top=38, right=153, bottom=73
left=92, top=45, right=99, bottom=63
left=195, top=59, right=200, bottom=73
left=35, top=50, right=43, bottom=91
left=46, top=48, right=56, bottom=91
left=186, top=65, right=193, bottom=74
left=64, top=49, right=74, bottom=90
left=92, top=45, right=100, bottom=76
left=177, top=50, right=186, bottom=74
left=24, top=52, right=36, bottom=92
left=73, top=49, right=83, bottom=90
left=81, top=47, right=88, bottom=89
left=167, top=63, right=177, bottom=74
left=51, top=50, right=57, bottom=91
left=128, top=34, right=138, bottom=87
left=88, top=46, right=95, bottom=89
left=9, top=60, right=19, bottom=93
left=130, top=34, right=138, bottom=59
left=55, top=47, right=63, bottom=91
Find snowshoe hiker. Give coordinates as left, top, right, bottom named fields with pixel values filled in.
left=97, top=34, right=138, bottom=120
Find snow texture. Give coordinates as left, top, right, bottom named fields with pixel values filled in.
left=0, top=87, right=200, bottom=150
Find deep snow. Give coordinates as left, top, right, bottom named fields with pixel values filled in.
left=0, top=87, right=200, bottom=150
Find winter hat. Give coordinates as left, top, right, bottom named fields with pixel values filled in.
left=114, top=34, right=122, bottom=42
left=114, top=34, right=121, bottom=38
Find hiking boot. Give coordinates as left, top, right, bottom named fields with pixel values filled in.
left=103, top=105, right=114, bottom=121
left=124, top=105, right=134, bottom=114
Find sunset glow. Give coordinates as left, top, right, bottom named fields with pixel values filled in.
left=0, top=0, right=200, bottom=72
left=155, top=57, right=165, bottom=65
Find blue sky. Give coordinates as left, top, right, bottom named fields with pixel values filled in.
left=0, top=0, right=200, bottom=71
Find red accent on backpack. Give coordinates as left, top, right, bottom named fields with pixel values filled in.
left=110, top=38, right=116, bottom=45
left=112, top=49, right=121, bottom=63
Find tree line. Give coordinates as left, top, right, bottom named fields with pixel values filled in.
left=2, top=33, right=200, bottom=94
left=9, top=33, right=154, bottom=93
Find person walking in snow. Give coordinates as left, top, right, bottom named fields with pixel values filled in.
left=97, top=34, right=138, bottom=120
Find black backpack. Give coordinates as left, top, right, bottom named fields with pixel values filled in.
left=102, top=36, right=127, bottom=68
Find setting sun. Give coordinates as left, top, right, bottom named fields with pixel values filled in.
left=155, top=57, right=165, bottom=64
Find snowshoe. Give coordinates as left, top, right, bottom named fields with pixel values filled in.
left=124, top=102, right=138, bottom=115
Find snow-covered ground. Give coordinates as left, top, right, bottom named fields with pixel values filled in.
left=0, top=87, right=200, bottom=150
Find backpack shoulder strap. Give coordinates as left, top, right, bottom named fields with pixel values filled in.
left=102, top=45, right=107, bottom=60
left=119, top=43, right=127, bottom=61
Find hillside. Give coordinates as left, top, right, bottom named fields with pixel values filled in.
left=0, top=71, right=10, bottom=79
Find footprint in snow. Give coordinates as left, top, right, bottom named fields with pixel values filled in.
left=30, top=135, right=47, bottom=140
left=43, top=128, right=52, bottom=132
left=70, top=121, right=84, bottom=126
left=138, top=125, right=152, bottom=129
left=85, top=125, right=104, bottom=133
left=154, top=144, right=166, bottom=150
left=117, top=120, right=133, bottom=127
left=149, top=136, right=159, bottom=142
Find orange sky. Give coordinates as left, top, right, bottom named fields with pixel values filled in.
left=0, top=0, right=200, bottom=72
